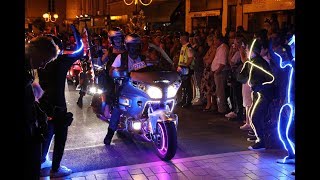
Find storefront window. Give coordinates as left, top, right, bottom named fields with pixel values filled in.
left=247, top=10, right=295, bottom=34
left=191, top=16, right=221, bottom=33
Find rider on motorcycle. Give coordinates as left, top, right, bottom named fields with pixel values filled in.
left=103, top=33, right=147, bottom=145
left=95, top=27, right=126, bottom=119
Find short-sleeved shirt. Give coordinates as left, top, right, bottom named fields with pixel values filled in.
left=211, top=43, right=229, bottom=72
left=112, top=54, right=144, bottom=72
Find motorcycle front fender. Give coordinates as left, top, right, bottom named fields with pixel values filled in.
left=149, top=110, right=178, bottom=134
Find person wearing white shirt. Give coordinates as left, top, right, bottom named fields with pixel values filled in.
left=210, top=35, right=230, bottom=114
left=104, top=33, right=147, bottom=145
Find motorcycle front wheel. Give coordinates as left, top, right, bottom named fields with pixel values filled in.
left=153, top=121, right=177, bottom=161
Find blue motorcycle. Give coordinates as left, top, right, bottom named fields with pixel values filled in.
left=91, top=67, right=181, bottom=160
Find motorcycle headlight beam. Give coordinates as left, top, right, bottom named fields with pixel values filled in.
left=167, top=85, right=178, bottom=98
left=132, top=121, right=142, bottom=131
left=89, top=86, right=103, bottom=94
left=146, top=86, right=162, bottom=99
left=96, top=89, right=103, bottom=94
left=89, top=87, right=97, bottom=94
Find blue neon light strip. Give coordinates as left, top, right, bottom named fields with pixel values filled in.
left=72, top=39, right=84, bottom=54
left=275, top=35, right=295, bottom=159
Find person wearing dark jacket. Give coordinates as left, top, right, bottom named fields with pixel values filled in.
left=103, top=33, right=145, bottom=145
left=238, top=39, right=275, bottom=150
left=23, top=36, right=59, bottom=180
left=38, top=25, right=84, bottom=178
left=95, top=27, right=126, bottom=119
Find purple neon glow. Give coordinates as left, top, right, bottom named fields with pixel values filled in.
left=158, top=123, right=167, bottom=155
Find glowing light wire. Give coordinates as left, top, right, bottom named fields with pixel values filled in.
left=277, top=104, right=295, bottom=154
left=240, top=38, right=275, bottom=87
left=274, top=51, right=295, bottom=158
left=240, top=38, right=275, bottom=144
left=72, top=39, right=84, bottom=54
left=63, top=40, right=84, bottom=55
left=248, top=92, right=261, bottom=143
left=288, top=34, right=295, bottom=46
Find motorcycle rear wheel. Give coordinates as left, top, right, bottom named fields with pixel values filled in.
left=153, top=121, right=177, bottom=161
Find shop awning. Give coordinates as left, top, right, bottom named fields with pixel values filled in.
left=141, top=1, right=180, bottom=23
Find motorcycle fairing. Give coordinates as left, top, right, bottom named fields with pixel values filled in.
left=130, top=71, right=180, bottom=86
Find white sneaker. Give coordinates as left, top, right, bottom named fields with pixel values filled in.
left=240, top=123, right=252, bottom=130
left=76, top=84, right=81, bottom=91
left=41, top=159, right=52, bottom=169
left=192, top=98, right=203, bottom=106
left=225, top=111, right=237, bottom=118
left=191, top=98, right=199, bottom=103
left=50, top=165, right=72, bottom=178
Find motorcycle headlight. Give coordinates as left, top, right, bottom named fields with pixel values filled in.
left=167, top=85, right=178, bottom=98
left=133, top=81, right=162, bottom=99
left=167, top=81, right=181, bottom=98
left=146, top=86, right=162, bottom=99
left=96, top=89, right=103, bottom=94
left=89, top=86, right=103, bottom=94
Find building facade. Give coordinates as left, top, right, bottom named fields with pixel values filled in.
left=241, top=0, right=295, bottom=33
left=185, top=0, right=295, bottom=35
left=25, top=0, right=295, bottom=35
left=25, top=0, right=168, bottom=34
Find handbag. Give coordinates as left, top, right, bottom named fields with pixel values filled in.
left=235, top=63, right=248, bottom=84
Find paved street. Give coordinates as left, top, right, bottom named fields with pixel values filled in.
left=45, top=150, right=295, bottom=180
left=40, top=82, right=291, bottom=179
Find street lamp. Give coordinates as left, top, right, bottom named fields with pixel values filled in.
left=123, top=0, right=153, bottom=6
left=75, top=14, right=92, bottom=29
left=76, top=14, right=91, bottom=20
left=43, top=12, right=59, bottom=22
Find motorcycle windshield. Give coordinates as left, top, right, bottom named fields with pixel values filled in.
left=130, top=71, right=180, bottom=85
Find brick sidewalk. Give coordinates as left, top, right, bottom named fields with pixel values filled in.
left=43, top=149, right=295, bottom=180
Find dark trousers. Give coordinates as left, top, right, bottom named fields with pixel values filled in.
left=230, top=80, right=244, bottom=120
left=41, top=114, right=69, bottom=171
left=23, top=137, right=41, bottom=180
left=180, top=70, right=194, bottom=104
left=249, top=91, right=273, bottom=143
left=109, top=106, right=121, bottom=131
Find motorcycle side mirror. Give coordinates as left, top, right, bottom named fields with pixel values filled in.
left=178, top=66, right=189, bottom=76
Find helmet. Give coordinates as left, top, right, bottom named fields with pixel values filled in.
left=108, top=27, right=125, bottom=50
left=124, top=33, right=142, bottom=57
left=125, top=33, right=141, bottom=44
